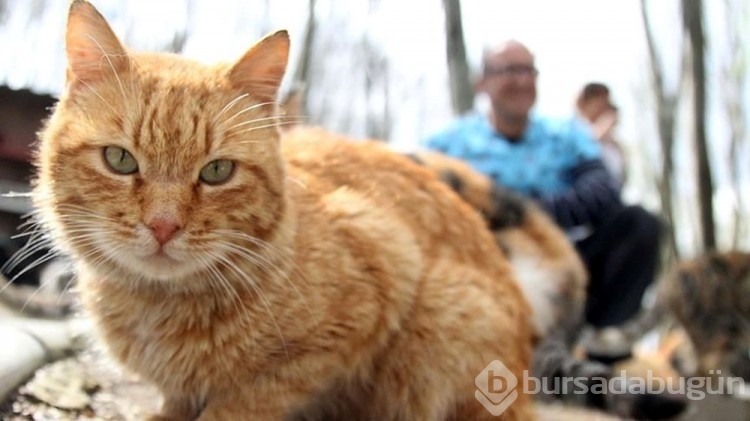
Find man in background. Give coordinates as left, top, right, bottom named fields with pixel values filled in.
left=423, top=40, right=667, bottom=413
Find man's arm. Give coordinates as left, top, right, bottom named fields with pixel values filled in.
left=537, top=159, right=623, bottom=229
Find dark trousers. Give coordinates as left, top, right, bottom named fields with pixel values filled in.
left=575, top=205, right=662, bottom=328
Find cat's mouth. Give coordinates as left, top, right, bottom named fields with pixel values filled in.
left=135, top=251, right=198, bottom=281
left=146, top=250, right=180, bottom=265
left=117, top=237, right=207, bottom=281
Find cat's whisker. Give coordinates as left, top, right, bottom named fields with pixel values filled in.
left=199, top=255, right=233, bottom=302
left=17, top=257, right=73, bottom=315
left=14, top=217, right=42, bottom=235
left=225, top=115, right=304, bottom=132
left=213, top=230, right=297, bottom=270
left=57, top=204, right=119, bottom=221
left=59, top=229, right=131, bottom=250
left=212, top=252, right=290, bottom=360
left=217, top=243, right=287, bottom=283
left=220, top=101, right=276, bottom=128
left=50, top=229, right=120, bottom=264
left=199, top=252, right=254, bottom=329
left=216, top=245, right=281, bottom=288
left=213, top=230, right=298, bottom=267
left=70, top=236, right=128, bottom=253
left=54, top=260, right=78, bottom=307
left=2, top=232, right=54, bottom=274
left=0, top=274, right=20, bottom=296
left=71, top=77, right=119, bottom=115
left=60, top=226, right=120, bottom=235
left=286, top=176, right=308, bottom=190
left=232, top=120, right=308, bottom=138
left=7, top=249, right=60, bottom=286
left=227, top=115, right=308, bottom=133
left=10, top=229, right=39, bottom=240
left=71, top=235, right=144, bottom=288
left=2, top=242, right=53, bottom=277
left=213, top=239, right=314, bottom=321
left=13, top=211, right=45, bottom=233
left=78, top=243, right=127, bottom=276
left=213, top=93, right=250, bottom=126
left=57, top=214, right=119, bottom=224
left=4, top=223, right=48, bottom=252
left=211, top=229, right=270, bottom=246
left=84, top=33, right=128, bottom=105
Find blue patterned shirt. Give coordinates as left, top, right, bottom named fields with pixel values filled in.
left=423, top=113, right=600, bottom=196
left=422, top=113, right=623, bottom=231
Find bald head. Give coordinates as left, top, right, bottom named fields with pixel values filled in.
left=481, top=40, right=535, bottom=76
left=477, top=39, right=538, bottom=135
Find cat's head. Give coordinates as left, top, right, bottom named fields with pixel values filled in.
left=34, top=0, right=291, bottom=284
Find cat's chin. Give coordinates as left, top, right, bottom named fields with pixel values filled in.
left=113, top=252, right=204, bottom=283
left=140, top=254, right=196, bottom=280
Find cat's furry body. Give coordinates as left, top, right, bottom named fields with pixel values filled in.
left=33, top=2, right=533, bottom=420
left=409, top=151, right=587, bottom=341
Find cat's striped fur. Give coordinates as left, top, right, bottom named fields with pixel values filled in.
left=31, top=2, right=534, bottom=420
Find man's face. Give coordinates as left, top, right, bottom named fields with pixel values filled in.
left=478, top=45, right=537, bottom=119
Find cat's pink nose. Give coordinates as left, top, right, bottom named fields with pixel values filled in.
left=148, top=218, right=181, bottom=245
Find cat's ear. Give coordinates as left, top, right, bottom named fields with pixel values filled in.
left=65, top=0, right=129, bottom=88
left=228, top=30, right=290, bottom=104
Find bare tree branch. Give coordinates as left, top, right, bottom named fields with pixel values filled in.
left=640, top=0, right=683, bottom=259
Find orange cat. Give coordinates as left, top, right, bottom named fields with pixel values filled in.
left=32, top=2, right=533, bottom=420
left=410, top=151, right=587, bottom=341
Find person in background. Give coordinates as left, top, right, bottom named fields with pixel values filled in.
left=575, top=82, right=628, bottom=186
left=423, top=39, right=662, bottom=361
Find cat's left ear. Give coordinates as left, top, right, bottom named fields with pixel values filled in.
left=65, top=0, right=129, bottom=89
left=229, top=30, right=290, bottom=104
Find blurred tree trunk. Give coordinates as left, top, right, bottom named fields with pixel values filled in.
left=722, top=0, right=748, bottom=248
left=683, top=0, right=716, bottom=250
left=363, top=40, right=390, bottom=140
left=640, top=0, right=681, bottom=260
left=442, top=0, right=474, bottom=115
left=362, top=0, right=390, bottom=140
left=167, top=0, right=194, bottom=53
left=289, top=0, right=317, bottom=118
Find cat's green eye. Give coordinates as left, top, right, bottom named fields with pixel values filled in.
left=103, top=146, right=138, bottom=175
left=199, top=159, right=235, bottom=185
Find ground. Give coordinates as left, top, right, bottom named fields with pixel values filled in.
left=1, top=302, right=748, bottom=420
left=0, top=349, right=621, bottom=420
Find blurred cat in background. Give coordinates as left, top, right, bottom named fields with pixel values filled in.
left=411, top=151, right=689, bottom=419
left=625, top=250, right=750, bottom=383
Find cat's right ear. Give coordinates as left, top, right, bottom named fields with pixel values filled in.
left=229, top=30, right=290, bottom=104
left=65, top=0, right=128, bottom=89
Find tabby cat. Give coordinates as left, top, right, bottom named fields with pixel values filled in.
left=633, top=250, right=750, bottom=381
left=32, top=1, right=533, bottom=420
